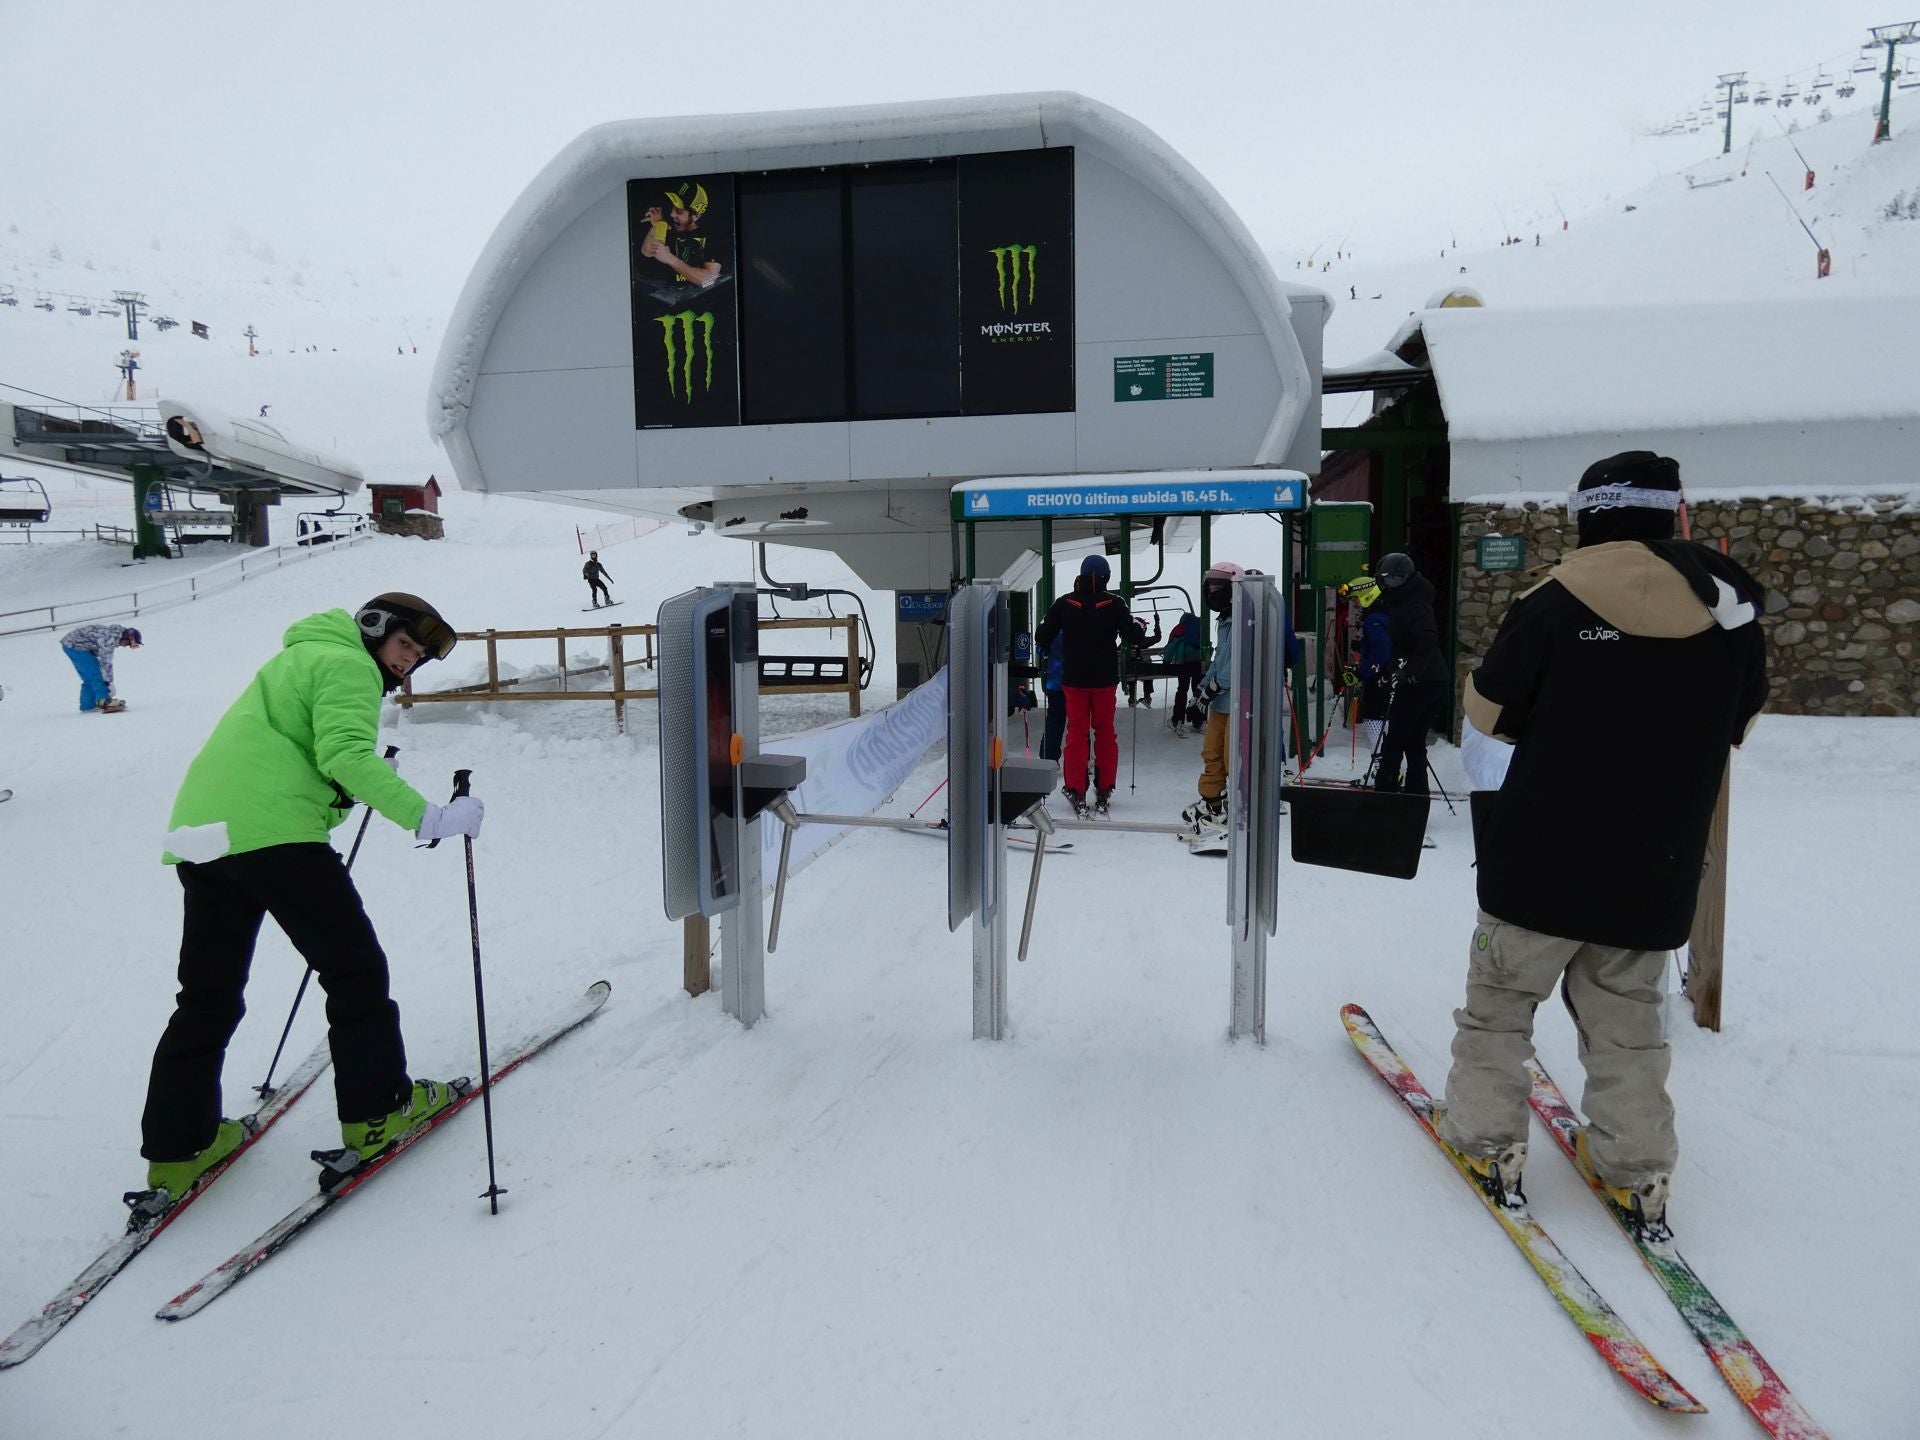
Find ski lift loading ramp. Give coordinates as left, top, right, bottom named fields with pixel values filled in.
left=429, top=91, right=1329, bottom=596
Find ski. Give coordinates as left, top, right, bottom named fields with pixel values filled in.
left=0, top=1039, right=331, bottom=1370
left=1340, top=1004, right=1705, bottom=1413
left=156, top=980, right=611, bottom=1322
left=1526, top=1061, right=1831, bottom=1439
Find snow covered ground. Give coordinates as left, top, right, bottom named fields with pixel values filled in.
left=2, top=100, right=1918, bottom=1439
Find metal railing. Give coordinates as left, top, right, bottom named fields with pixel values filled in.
left=394, top=615, right=862, bottom=731
left=0, top=526, right=375, bottom=638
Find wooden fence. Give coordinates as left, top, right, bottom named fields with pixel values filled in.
left=394, top=615, right=861, bottom=731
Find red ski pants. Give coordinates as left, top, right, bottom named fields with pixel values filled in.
left=1061, top=685, right=1119, bottom=794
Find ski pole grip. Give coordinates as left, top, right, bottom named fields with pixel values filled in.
left=451, top=769, right=473, bottom=801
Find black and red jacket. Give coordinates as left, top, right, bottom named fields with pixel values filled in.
left=1035, top=583, right=1150, bottom=688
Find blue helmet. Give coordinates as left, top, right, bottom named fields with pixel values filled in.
left=1079, top=554, right=1111, bottom=582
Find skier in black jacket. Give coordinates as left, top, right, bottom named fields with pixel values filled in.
left=1434, top=451, right=1768, bottom=1236
left=1034, top=555, right=1149, bottom=816
left=583, top=552, right=614, bottom=608
left=1371, top=553, right=1447, bottom=794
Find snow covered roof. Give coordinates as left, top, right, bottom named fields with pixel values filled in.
left=1417, top=296, right=1920, bottom=442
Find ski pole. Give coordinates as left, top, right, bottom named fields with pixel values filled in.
left=255, top=744, right=398, bottom=1100
left=1129, top=679, right=1139, bottom=793
left=448, top=769, right=506, bottom=1213
left=909, top=776, right=949, bottom=818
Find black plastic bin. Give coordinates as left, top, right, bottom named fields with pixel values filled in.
left=1283, top=782, right=1431, bottom=880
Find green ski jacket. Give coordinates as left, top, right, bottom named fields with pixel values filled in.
left=163, top=610, right=428, bottom=863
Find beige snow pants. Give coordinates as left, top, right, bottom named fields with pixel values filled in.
left=1198, top=711, right=1228, bottom=800
left=1438, top=910, right=1677, bottom=1186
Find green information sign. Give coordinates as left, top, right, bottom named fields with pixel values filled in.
left=1476, top=534, right=1527, bottom=572
left=1113, top=352, right=1215, bottom=402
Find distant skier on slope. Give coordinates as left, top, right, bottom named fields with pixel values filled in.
left=139, top=593, right=485, bottom=1204
left=583, top=551, right=614, bottom=608
left=1434, top=452, right=1768, bottom=1232
left=59, top=623, right=141, bottom=713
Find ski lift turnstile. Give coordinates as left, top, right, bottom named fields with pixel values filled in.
left=951, top=474, right=1302, bottom=1042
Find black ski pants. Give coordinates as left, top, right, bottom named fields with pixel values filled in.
left=141, top=843, right=410, bottom=1160
left=1374, top=673, right=1446, bottom=796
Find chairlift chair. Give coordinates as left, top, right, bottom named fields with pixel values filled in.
left=1754, top=85, right=1773, bottom=103
left=1838, top=83, right=1857, bottom=98
left=0, top=476, right=52, bottom=526
left=1734, top=89, right=1750, bottom=103
left=0, top=285, right=16, bottom=307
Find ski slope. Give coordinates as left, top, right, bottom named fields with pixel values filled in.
left=2, top=104, right=1918, bottom=1440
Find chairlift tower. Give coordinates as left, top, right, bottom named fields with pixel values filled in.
left=111, top=290, right=147, bottom=340
left=116, top=350, right=141, bottom=402
left=244, top=324, right=258, bottom=357
left=1869, top=21, right=1920, bottom=141
left=1716, top=73, right=1747, bottom=154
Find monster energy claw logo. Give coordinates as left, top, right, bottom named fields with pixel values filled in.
left=989, top=244, right=1039, bottom=313
left=657, top=310, right=717, bottom=403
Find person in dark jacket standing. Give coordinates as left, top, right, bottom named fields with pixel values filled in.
left=1371, top=553, right=1446, bottom=794
left=1434, top=452, right=1768, bottom=1235
left=1034, top=555, right=1148, bottom=816
left=583, top=552, right=614, bottom=608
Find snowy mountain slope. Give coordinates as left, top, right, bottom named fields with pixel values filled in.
left=1306, top=98, right=1920, bottom=428
left=0, top=114, right=1916, bottom=1439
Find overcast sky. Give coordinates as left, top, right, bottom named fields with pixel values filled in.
left=4, top=0, right=1906, bottom=296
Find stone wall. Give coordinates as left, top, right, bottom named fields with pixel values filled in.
left=1454, top=495, right=1920, bottom=719
left=375, top=511, right=445, bottom=540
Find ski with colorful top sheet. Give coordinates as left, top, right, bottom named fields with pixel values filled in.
left=1340, top=1004, right=1705, bottom=1414
left=1526, top=1061, right=1830, bottom=1438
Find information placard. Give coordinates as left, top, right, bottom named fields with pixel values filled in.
left=1113, top=353, right=1214, bottom=402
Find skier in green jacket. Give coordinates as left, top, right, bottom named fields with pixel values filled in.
left=140, top=593, right=485, bottom=1202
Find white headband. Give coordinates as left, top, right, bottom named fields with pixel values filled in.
left=1567, top=482, right=1682, bottom=517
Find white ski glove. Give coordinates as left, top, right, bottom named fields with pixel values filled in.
left=416, top=795, right=485, bottom=841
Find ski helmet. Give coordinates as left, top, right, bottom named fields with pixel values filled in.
left=1079, top=554, right=1111, bottom=581
left=1378, top=553, right=1416, bottom=588
left=1204, top=561, right=1246, bottom=582
left=1343, top=575, right=1382, bottom=608
left=355, top=592, right=457, bottom=663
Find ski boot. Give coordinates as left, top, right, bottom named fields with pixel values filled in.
left=137, top=1119, right=251, bottom=1212
left=1062, top=790, right=1091, bottom=820
left=98, top=699, right=129, bottom=714
left=1180, top=795, right=1226, bottom=828
left=1430, top=1105, right=1527, bottom=1209
left=1575, top=1128, right=1671, bottom=1241
left=1092, top=788, right=1113, bottom=819
left=339, top=1079, right=464, bottom=1163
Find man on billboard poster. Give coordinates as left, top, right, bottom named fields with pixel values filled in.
left=638, top=180, right=725, bottom=302
left=629, top=175, right=740, bottom=428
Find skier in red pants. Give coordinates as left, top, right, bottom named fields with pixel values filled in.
left=1034, top=554, right=1149, bottom=818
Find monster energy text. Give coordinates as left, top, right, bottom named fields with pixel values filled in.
left=989, top=244, right=1039, bottom=314
left=657, top=311, right=717, bottom=403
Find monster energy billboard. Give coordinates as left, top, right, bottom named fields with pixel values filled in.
left=628, top=174, right=740, bottom=429
left=958, top=148, right=1075, bottom=416
left=626, top=149, right=1074, bottom=429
